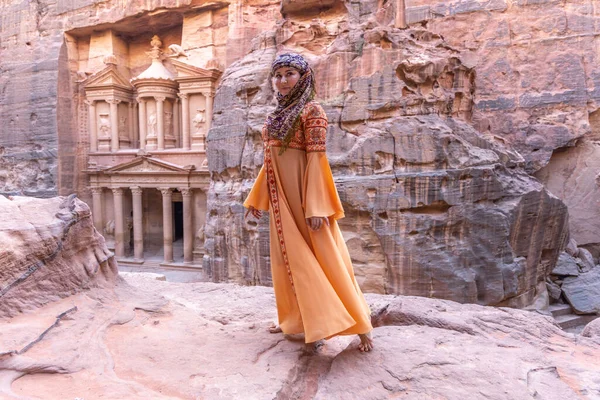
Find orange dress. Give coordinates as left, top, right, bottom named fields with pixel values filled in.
left=244, top=101, right=372, bottom=343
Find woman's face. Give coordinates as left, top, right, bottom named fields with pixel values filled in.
left=272, top=67, right=301, bottom=96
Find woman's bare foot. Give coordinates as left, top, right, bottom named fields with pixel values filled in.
left=268, top=324, right=283, bottom=334
left=304, top=339, right=325, bottom=354
left=358, top=332, right=374, bottom=352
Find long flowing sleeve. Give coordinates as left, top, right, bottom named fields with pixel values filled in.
left=243, top=164, right=270, bottom=211
left=302, top=103, right=345, bottom=220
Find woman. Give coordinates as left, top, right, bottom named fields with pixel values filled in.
left=244, top=53, right=374, bottom=352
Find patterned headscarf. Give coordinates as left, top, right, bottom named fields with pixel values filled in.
left=265, top=53, right=315, bottom=148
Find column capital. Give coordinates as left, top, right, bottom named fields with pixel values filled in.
left=90, top=187, right=103, bottom=195
left=106, top=99, right=121, bottom=105
left=178, top=93, right=189, bottom=100
left=84, top=99, right=96, bottom=107
left=154, top=96, right=166, bottom=103
left=130, top=186, right=143, bottom=195
left=136, top=97, right=146, bottom=104
left=111, top=187, right=123, bottom=195
left=158, top=187, right=172, bottom=196
left=179, top=188, right=193, bottom=196
left=201, top=91, right=215, bottom=98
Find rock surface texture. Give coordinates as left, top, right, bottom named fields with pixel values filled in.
left=0, top=195, right=118, bottom=318
left=204, top=1, right=569, bottom=306
left=414, top=0, right=600, bottom=253
left=3, top=0, right=599, bottom=304
left=0, top=272, right=598, bottom=400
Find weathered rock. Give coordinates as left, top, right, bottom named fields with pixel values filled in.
left=577, top=247, right=596, bottom=271
left=582, top=318, right=600, bottom=339
left=281, top=0, right=342, bottom=17
left=0, top=195, right=118, bottom=318
left=546, top=278, right=562, bottom=302
left=552, top=252, right=584, bottom=277
left=2, top=274, right=599, bottom=399
left=417, top=0, right=600, bottom=257
left=536, top=140, right=600, bottom=249
left=0, top=0, right=587, bottom=309
left=205, top=14, right=568, bottom=306
left=424, top=2, right=598, bottom=172
left=566, top=238, right=579, bottom=257
left=562, top=268, right=600, bottom=314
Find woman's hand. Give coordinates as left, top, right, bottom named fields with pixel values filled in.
left=245, top=206, right=262, bottom=219
left=306, top=217, right=330, bottom=231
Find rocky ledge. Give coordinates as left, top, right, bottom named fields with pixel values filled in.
left=1, top=273, right=599, bottom=400
left=0, top=195, right=118, bottom=318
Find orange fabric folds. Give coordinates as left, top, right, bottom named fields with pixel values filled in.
left=243, top=165, right=269, bottom=211
left=243, top=101, right=372, bottom=343
left=303, top=152, right=345, bottom=220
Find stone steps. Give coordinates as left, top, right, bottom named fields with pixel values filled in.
left=549, top=303, right=573, bottom=318
left=549, top=303, right=599, bottom=331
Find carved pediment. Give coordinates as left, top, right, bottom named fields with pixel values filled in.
left=84, top=65, right=132, bottom=90
left=104, top=156, right=194, bottom=175
left=172, top=59, right=222, bottom=82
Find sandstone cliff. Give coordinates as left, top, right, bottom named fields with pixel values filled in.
left=204, top=1, right=570, bottom=306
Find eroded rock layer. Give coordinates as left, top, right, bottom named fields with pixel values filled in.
left=204, top=3, right=569, bottom=306
left=0, top=195, right=118, bottom=318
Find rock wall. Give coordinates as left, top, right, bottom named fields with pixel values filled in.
left=408, top=0, right=600, bottom=252
left=204, top=1, right=570, bottom=306
left=0, top=1, right=60, bottom=198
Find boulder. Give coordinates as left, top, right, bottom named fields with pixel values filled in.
left=566, top=238, right=579, bottom=257
left=562, top=268, right=600, bottom=314
left=582, top=318, right=600, bottom=339
left=577, top=247, right=596, bottom=272
left=546, top=278, right=562, bottom=302
left=552, top=252, right=583, bottom=276
left=0, top=195, right=118, bottom=318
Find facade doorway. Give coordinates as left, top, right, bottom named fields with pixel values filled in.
left=173, top=201, right=184, bottom=242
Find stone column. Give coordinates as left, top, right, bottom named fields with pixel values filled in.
left=133, top=102, right=139, bottom=148
left=156, top=96, right=166, bottom=150
left=159, top=187, right=173, bottom=263
left=395, top=0, right=406, bottom=28
left=138, top=98, right=147, bottom=150
left=179, top=93, right=190, bottom=150
left=112, top=188, right=125, bottom=258
left=107, top=99, right=121, bottom=152
left=181, top=188, right=193, bottom=264
left=173, top=98, right=180, bottom=148
left=90, top=187, right=103, bottom=232
left=86, top=100, right=98, bottom=152
left=130, top=186, right=144, bottom=262
left=128, top=102, right=135, bottom=148
left=203, top=92, right=215, bottom=152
